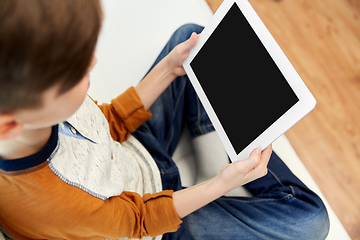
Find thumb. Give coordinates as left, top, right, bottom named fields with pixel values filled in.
left=237, top=148, right=262, bottom=172
left=250, top=148, right=262, bottom=159
left=179, top=32, right=198, bottom=54
left=188, top=32, right=198, bottom=48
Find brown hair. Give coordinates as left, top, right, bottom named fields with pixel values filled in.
left=0, top=0, right=102, bottom=112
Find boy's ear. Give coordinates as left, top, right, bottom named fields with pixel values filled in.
left=0, top=114, right=24, bottom=140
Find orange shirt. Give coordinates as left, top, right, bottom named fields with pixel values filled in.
left=0, top=87, right=182, bottom=239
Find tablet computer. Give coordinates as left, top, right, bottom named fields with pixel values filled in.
left=183, top=0, right=316, bottom=162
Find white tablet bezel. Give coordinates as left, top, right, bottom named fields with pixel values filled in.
left=183, top=0, right=316, bottom=162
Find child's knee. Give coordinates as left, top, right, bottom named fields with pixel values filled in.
left=178, top=23, right=204, bottom=34
left=315, top=205, right=330, bottom=239
left=171, top=24, right=204, bottom=44
left=296, top=194, right=330, bottom=239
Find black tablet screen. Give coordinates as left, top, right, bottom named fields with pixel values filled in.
left=190, top=2, right=299, bottom=154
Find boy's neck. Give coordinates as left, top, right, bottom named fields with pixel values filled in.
left=0, top=126, right=53, bottom=160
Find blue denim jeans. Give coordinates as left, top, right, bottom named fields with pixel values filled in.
left=132, top=24, right=329, bottom=240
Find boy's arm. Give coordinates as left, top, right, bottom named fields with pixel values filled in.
left=93, top=87, right=152, bottom=143
left=134, top=32, right=198, bottom=110
left=1, top=180, right=181, bottom=239
left=73, top=146, right=269, bottom=239
left=84, top=190, right=183, bottom=239
left=173, top=145, right=272, bottom=218
left=93, top=33, right=198, bottom=142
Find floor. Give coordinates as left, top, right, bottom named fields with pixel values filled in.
left=205, top=0, right=360, bottom=239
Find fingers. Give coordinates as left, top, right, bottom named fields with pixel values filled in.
left=260, top=145, right=272, bottom=167
left=241, top=145, right=272, bottom=179
left=262, top=144, right=273, bottom=159
left=232, top=148, right=261, bottom=173
left=256, top=145, right=272, bottom=176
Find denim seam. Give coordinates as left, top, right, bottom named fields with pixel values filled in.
left=165, top=80, right=187, bottom=151
left=187, top=98, right=214, bottom=137
left=188, top=124, right=215, bottom=138
left=221, top=193, right=294, bottom=204
left=269, top=168, right=297, bottom=196
left=155, top=159, right=179, bottom=175
left=268, top=169, right=285, bottom=187
left=196, top=98, right=204, bottom=134
left=165, top=127, right=174, bottom=153
left=172, top=80, right=187, bottom=118
left=202, top=124, right=214, bottom=130
left=289, top=185, right=296, bottom=196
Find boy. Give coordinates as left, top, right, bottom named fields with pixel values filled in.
left=0, top=0, right=329, bottom=239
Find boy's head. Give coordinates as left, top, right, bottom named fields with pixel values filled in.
left=0, top=0, right=102, bottom=113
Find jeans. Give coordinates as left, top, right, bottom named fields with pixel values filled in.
left=132, top=24, right=329, bottom=240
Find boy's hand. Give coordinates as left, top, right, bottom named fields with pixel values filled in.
left=215, top=145, right=272, bottom=192
left=173, top=145, right=272, bottom=219
left=135, top=32, right=198, bottom=110
left=165, top=32, right=198, bottom=77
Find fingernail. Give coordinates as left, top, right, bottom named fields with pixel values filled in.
left=255, top=148, right=261, bottom=155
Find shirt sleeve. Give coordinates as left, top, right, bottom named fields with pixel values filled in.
left=0, top=168, right=183, bottom=240
left=92, top=87, right=152, bottom=143
left=104, top=190, right=182, bottom=238
left=80, top=190, right=183, bottom=239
